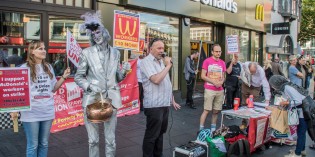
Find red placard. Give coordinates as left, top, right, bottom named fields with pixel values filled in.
left=139, top=39, right=145, bottom=52
left=113, top=10, right=140, bottom=51
left=0, top=68, right=31, bottom=112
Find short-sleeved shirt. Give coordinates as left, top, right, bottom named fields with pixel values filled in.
left=225, top=61, right=241, bottom=87
left=202, top=57, right=226, bottom=91
left=20, top=63, right=57, bottom=122
left=140, top=54, right=172, bottom=108
left=289, top=65, right=302, bottom=86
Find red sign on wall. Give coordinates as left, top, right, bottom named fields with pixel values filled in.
left=0, top=68, right=31, bottom=112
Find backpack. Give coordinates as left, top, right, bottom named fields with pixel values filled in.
left=227, top=139, right=250, bottom=157
left=224, top=125, right=244, bottom=139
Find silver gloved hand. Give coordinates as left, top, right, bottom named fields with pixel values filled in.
left=122, top=62, right=131, bottom=74
left=88, top=84, right=102, bottom=93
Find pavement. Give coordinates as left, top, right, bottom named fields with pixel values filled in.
left=1, top=87, right=315, bottom=157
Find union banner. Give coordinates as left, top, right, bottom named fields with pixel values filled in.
left=113, top=10, right=140, bottom=51
left=51, top=60, right=139, bottom=133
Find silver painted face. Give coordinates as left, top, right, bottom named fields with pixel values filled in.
left=91, top=29, right=104, bottom=45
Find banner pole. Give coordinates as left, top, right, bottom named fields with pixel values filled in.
left=66, top=28, right=70, bottom=68
left=10, top=64, right=18, bottom=133
left=193, top=40, right=203, bottom=94
left=124, top=49, right=129, bottom=62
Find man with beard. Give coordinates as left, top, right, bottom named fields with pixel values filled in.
left=74, top=11, right=130, bottom=157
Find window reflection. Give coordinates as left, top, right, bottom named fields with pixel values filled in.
left=128, top=10, right=179, bottom=90
left=0, top=12, right=40, bottom=67
left=48, top=16, right=89, bottom=76
left=226, top=27, right=249, bottom=62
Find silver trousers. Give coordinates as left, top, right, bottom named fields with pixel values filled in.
left=83, top=108, right=117, bottom=157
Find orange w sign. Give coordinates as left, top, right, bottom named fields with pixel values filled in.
left=113, top=10, right=140, bottom=51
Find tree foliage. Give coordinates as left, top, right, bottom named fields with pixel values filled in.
left=298, top=0, right=315, bottom=45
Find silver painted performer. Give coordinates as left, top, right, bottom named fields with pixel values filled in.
left=74, top=11, right=130, bottom=157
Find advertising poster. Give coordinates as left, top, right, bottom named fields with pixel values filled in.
left=51, top=79, right=84, bottom=133
left=0, top=67, right=31, bottom=112
left=113, top=10, right=140, bottom=51
left=226, top=35, right=239, bottom=54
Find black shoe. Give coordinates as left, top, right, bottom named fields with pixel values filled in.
left=190, top=104, right=197, bottom=109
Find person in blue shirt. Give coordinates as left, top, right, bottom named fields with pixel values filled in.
left=288, top=55, right=304, bottom=87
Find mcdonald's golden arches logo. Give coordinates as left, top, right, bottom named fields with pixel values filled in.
left=255, top=4, right=264, bottom=21
left=118, top=18, right=137, bottom=36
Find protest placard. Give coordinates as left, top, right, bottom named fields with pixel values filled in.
left=226, top=35, right=240, bottom=54
left=0, top=67, right=31, bottom=112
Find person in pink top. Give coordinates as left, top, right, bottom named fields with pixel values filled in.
left=199, top=44, right=226, bottom=132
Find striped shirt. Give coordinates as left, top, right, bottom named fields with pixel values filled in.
left=140, top=53, right=172, bottom=108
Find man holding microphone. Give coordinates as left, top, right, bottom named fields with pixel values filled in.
left=140, top=38, right=181, bottom=157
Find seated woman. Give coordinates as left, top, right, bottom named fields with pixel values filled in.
left=269, top=75, right=315, bottom=157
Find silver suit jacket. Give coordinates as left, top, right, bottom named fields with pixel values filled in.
left=74, top=44, right=125, bottom=109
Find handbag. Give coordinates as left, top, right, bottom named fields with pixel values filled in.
left=270, top=107, right=289, bottom=133
left=288, top=106, right=299, bottom=126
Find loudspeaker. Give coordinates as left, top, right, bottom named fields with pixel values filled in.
left=173, top=140, right=208, bottom=157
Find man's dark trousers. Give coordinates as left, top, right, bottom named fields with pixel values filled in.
left=143, top=107, right=169, bottom=157
left=138, top=82, right=144, bottom=111
left=186, top=77, right=195, bottom=105
left=225, top=85, right=239, bottom=109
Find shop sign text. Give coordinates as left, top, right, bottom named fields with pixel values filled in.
left=192, top=0, right=238, bottom=13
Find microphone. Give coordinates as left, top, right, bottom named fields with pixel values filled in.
left=161, top=52, right=173, bottom=64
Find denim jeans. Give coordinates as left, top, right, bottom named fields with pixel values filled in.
left=295, top=118, right=307, bottom=155
left=83, top=108, right=117, bottom=157
left=23, top=120, right=53, bottom=157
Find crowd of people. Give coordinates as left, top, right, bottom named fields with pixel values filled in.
left=182, top=44, right=315, bottom=157
left=5, top=10, right=315, bottom=157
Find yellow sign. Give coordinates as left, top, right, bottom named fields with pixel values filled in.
left=255, top=4, right=264, bottom=21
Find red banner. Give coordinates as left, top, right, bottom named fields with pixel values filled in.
left=118, top=59, right=140, bottom=117
left=248, top=116, right=270, bottom=153
left=0, top=68, right=31, bottom=112
left=51, top=60, right=139, bottom=132
left=113, top=10, right=140, bottom=51
left=51, top=78, right=84, bottom=133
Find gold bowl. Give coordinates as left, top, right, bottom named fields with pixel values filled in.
left=86, top=98, right=113, bottom=123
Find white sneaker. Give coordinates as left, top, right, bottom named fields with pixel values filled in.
left=284, top=151, right=301, bottom=157
left=301, top=150, right=306, bottom=156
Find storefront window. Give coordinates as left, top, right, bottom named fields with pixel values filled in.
left=128, top=10, right=179, bottom=90
left=190, top=22, right=213, bottom=42
left=44, top=0, right=90, bottom=8
left=66, top=0, right=74, bottom=6
left=283, top=36, right=293, bottom=54
left=0, top=11, right=40, bottom=67
left=49, top=16, right=89, bottom=76
left=225, top=27, right=249, bottom=62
